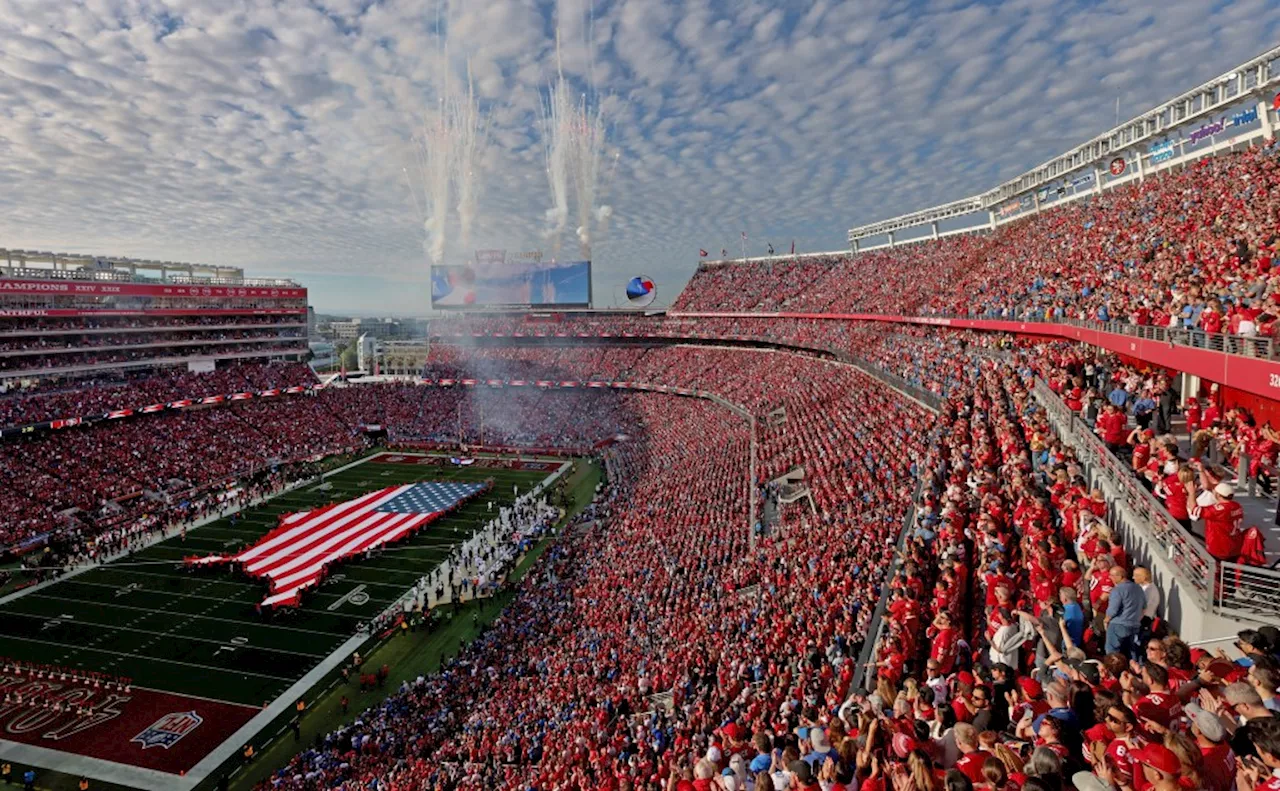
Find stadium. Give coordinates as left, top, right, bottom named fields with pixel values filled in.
left=4, top=11, right=1280, bottom=791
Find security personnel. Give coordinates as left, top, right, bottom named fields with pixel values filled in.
left=242, top=743, right=254, bottom=763
left=1, top=761, right=10, bottom=785
left=79, top=778, right=90, bottom=791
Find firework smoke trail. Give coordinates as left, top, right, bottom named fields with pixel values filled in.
left=416, top=100, right=453, bottom=266
left=571, top=98, right=606, bottom=257
left=453, top=64, right=486, bottom=251
left=543, top=3, right=618, bottom=259
left=542, top=39, right=572, bottom=251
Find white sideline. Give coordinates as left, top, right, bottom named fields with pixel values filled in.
left=0, top=450, right=558, bottom=791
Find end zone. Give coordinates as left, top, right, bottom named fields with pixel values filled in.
left=0, top=682, right=259, bottom=786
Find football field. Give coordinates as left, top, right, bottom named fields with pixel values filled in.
left=0, top=451, right=560, bottom=789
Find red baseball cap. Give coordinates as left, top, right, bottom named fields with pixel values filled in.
left=892, top=733, right=917, bottom=759
left=1132, top=743, right=1180, bottom=776
left=956, top=671, right=975, bottom=686
left=1018, top=677, right=1043, bottom=698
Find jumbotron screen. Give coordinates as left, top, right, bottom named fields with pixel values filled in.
left=431, top=260, right=591, bottom=309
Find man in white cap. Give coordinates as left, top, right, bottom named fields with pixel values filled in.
left=1185, top=701, right=1235, bottom=791
left=1193, top=482, right=1244, bottom=562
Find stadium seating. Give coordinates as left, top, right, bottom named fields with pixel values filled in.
left=672, top=142, right=1280, bottom=337
left=11, top=140, right=1280, bottom=791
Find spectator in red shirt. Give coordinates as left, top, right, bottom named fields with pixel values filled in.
left=1194, top=483, right=1245, bottom=561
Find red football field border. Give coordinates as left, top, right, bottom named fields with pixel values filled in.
left=0, top=676, right=259, bottom=775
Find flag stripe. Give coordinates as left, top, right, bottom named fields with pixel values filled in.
left=253, top=511, right=409, bottom=579
left=238, top=486, right=405, bottom=564
left=185, top=482, right=486, bottom=608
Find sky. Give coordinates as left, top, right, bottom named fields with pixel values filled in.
left=0, top=0, right=1277, bottom=316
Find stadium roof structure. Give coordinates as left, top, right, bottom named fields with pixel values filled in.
left=849, top=45, right=1280, bottom=249
left=0, top=247, right=298, bottom=287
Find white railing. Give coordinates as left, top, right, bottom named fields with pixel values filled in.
left=1033, top=379, right=1280, bottom=625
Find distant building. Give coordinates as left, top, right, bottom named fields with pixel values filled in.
left=309, top=340, right=335, bottom=369
left=381, top=339, right=432, bottom=377
left=331, top=317, right=401, bottom=340
left=356, top=334, right=379, bottom=373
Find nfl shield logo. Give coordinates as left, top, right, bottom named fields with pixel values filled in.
left=131, top=710, right=204, bottom=749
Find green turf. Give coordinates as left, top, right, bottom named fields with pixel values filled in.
left=219, top=458, right=604, bottom=791
left=0, top=457, right=551, bottom=710
left=3, top=455, right=600, bottom=791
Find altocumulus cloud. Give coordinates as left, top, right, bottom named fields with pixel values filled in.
left=0, top=0, right=1276, bottom=312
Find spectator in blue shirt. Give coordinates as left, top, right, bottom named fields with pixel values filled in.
left=1132, top=391, right=1156, bottom=430
left=1108, top=385, right=1130, bottom=408
left=749, top=733, right=775, bottom=773
left=1059, top=586, right=1086, bottom=649
left=1105, top=566, right=1146, bottom=658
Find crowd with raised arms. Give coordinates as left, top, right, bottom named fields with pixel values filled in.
left=866, top=372, right=1280, bottom=791
left=671, top=142, right=1280, bottom=338
left=245, top=332, right=1280, bottom=791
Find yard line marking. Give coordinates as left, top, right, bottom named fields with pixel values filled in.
left=2, top=634, right=299, bottom=681
left=61, top=577, right=402, bottom=607
left=327, top=584, right=371, bottom=611
left=20, top=593, right=345, bottom=636
left=0, top=610, right=329, bottom=657
left=86, top=567, right=261, bottom=589
left=126, top=682, right=263, bottom=710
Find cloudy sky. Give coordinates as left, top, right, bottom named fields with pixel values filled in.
left=0, top=0, right=1277, bottom=315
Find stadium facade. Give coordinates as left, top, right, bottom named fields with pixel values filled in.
left=0, top=249, right=308, bottom=383
left=848, top=46, right=1280, bottom=249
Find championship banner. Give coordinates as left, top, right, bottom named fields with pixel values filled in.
left=0, top=279, right=306, bottom=299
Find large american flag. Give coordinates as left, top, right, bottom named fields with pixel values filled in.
left=187, top=482, right=487, bottom=608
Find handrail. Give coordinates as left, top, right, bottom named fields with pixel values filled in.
left=1032, top=379, right=1280, bottom=626
left=853, top=478, right=923, bottom=693
left=837, top=352, right=944, bottom=412
left=930, top=312, right=1274, bottom=359
left=672, top=311, right=1277, bottom=361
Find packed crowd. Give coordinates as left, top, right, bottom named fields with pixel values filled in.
left=0, top=362, right=317, bottom=427
left=0, top=340, right=308, bottom=374
left=0, top=313, right=304, bottom=335
left=262, top=345, right=937, bottom=790
left=240, top=328, right=1280, bottom=791
left=0, top=327, right=302, bottom=355
left=1038, top=345, right=1271, bottom=566
left=672, top=142, right=1280, bottom=339
left=0, top=292, right=1276, bottom=791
